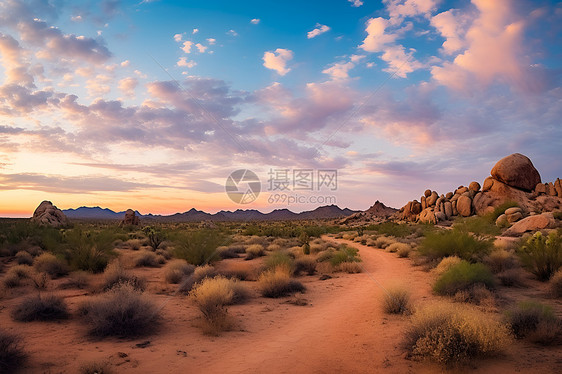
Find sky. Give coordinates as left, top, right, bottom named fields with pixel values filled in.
left=0, top=0, right=561, bottom=217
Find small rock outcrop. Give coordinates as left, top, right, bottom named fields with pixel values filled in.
left=120, top=209, right=140, bottom=226
left=502, top=213, right=556, bottom=237
left=340, top=201, right=398, bottom=225
left=490, top=153, right=541, bottom=192
left=31, top=201, right=69, bottom=227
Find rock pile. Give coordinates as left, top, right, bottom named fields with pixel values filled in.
left=398, top=153, right=562, bottom=230
left=31, top=201, right=69, bottom=227
left=120, top=209, right=140, bottom=226
left=341, top=201, right=398, bottom=225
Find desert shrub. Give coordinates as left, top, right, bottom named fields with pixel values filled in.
left=220, top=268, right=252, bottom=281
left=69, top=246, right=111, bottom=273
left=365, top=222, right=413, bottom=238
left=102, top=262, right=146, bottom=291
left=517, top=231, right=562, bottom=281
left=80, top=361, right=112, bottom=374
left=216, top=246, right=239, bottom=259
left=330, top=245, right=360, bottom=267
left=484, top=249, right=518, bottom=274
left=419, top=230, right=492, bottom=262
left=155, top=248, right=172, bottom=260
left=383, top=287, right=411, bottom=315
left=316, top=262, right=334, bottom=274
left=259, top=268, right=305, bottom=298
left=267, top=244, right=282, bottom=252
left=316, top=249, right=335, bottom=263
left=172, top=229, right=225, bottom=266
left=497, top=269, right=525, bottom=287
left=245, top=244, right=265, bottom=260
left=386, top=242, right=410, bottom=255
left=551, top=269, right=562, bottom=297
left=292, top=257, right=317, bottom=276
left=34, top=253, right=69, bottom=278
left=265, top=251, right=293, bottom=272
left=133, top=250, right=160, bottom=268
left=434, top=261, right=495, bottom=296
left=59, top=271, right=90, bottom=289
left=433, top=256, right=462, bottom=276
left=15, top=251, right=33, bottom=266
left=178, top=265, right=217, bottom=293
left=404, top=303, right=512, bottom=364
left=11, top=294, right=68, bottom=321
left=335, top=262, right=362, bottom=273
left=309, top=240, right=328, bottom=253
left=453, top=215, right=500, bottom=237
left=0, top=329, right=26, bottom=373
left=374, top=236, right=395, bottom=249
left=80, top=283, right=159, bottom=337
left=506, top=301, right=562, bottom=345
left=2, top=265, right=34, bottom=288
left=125, top=239, right=142, bottom=250
left=164, top=259, right=195, bottom=284
left=143, top=226, right=165, bottom=250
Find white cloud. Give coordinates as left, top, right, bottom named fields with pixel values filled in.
left=262, top=48, right=293, bottom=76
left=385, top=0, right=439, bottom=24
left=120, top=60, right=130, bottom=67
left=181, top=41, right=193, bottom=53
left=348, top=0, right=364, bottom=7
left=177, top=57, right=197, bottom=68
left=192, top=28, right=199, bottom=34
left=307, top=24, right=331, bottom=39
left=251, top=18, right=260, bottom=24
left=350, top=54, right=366, bottom=63
left=71, top=15, right=82, bottom=22
left=173, top=33, right=183, bottom=42
left=227, top=29, right=238, bottom=36
left=207, top=38, right=216, bottom=45
left=359, top=17, right=397, bottom=52
left=195, top=43, right=207, bottom=53
left=323, top=61, right=355, bottom=79
left=430, top=9, right=470, bottom=54
left=118, top=77, right=138, bottom=97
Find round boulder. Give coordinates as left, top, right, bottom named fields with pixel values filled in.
left=490, top=153, right=541, bottom=192
left=457, top=195, right=472, bottom=217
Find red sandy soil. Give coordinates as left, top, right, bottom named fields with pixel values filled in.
left=1, top=237, right=561, bottom=373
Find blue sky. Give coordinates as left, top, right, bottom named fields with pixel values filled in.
left=0, top=0, right=561, bottom=216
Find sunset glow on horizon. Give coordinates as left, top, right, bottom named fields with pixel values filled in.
left=1, top=0, right=561, bottom=218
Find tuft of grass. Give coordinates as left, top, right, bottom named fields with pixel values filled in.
left=497, top=269, right=525, bottom=287
left=15, top=251, right=33, bottom=266
left=329, top=245, right=360, bottom=266
left=365, top=222, right=413, bottom=238
left=172, top=229, right=225, bottom=266
left=453, top=215, right=500, bottom=237
left=383, top=287, right=411, bottom=314
left=551, top=269, right=562, bottom=297
left=102, top=262, right=146, bottom=291
left=433, top=260, right=495, bottom=296
left=2, top=265, right=34, bottom=288
left=34, top=253, right=69, bottom=278
left=404, top=303, right=512, bottom=364
left=245, top=244, right=265, bottom=260
left=264, top=251, right=293, bottom=272
left=178, top=265, right=218, bottom=293
left=505, top=301, right=562, bottom=345
left=335, top=262, right=362, bottom=273
left=433, top=256, right=462, bottom=276
left=11, top=294, right=69, bottom=322
left=517, top=231, right=562, bottom=281
left=80, top=283, right=160, bottom=338
left=79, top=361, right=112, bottom=374
left=292, top=257, right=317, bottom=276
left=484, top=249, right=518, bottom=274
left=133, top=250, right=160, bottom=268
left=0, top=329, right=26, bottom=373
left=164, top=259, right=195, bottom=284
left=259, top=267, right=305, bottom=298
left=59, top=271, right=90, bottom=290
left=419, top=229, right=492, bottom=262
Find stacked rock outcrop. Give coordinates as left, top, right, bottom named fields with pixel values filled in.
left=120, top=209, right=140, bottom=226
left=31, top=201, right=69, bottom=227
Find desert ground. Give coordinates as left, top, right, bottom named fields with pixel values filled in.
left=1, top=216, right=561, bottom=373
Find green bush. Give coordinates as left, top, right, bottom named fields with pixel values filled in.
left=433, top=261, right=495, bottom=296
left=34, top=253, right=69, bottom=278
left=330, top=245, right=360, bottom=266
left=419, top=229, right=492, bottom=261
left=517, top=231, right=562, bottom=281
left=404, top=303, right=512, bottom=364
left=505, top=301, right=562, bottom=345
left=11, top=294, right=69, bottom=322
left=364, top=222, right=413, bottom=238
left=264, top=251, right=293, bottom=272
left=453, top=216, right=500, bottom=237
left=173, top=229, right=225, bottom=266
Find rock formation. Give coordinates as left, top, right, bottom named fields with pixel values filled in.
left=397, top=153, right=562, bottom=229
left=340, top=201, right=398, bottom=225
left=120, top=209, right=140, bottom=226
left=31, top=201, right=69, bottom=227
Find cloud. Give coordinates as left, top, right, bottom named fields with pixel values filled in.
left=384, top=0, right=439, bottom=24
left=348, top=0, right=363, bottom=7
left=262, top=48, right=293, bottom=76
left=0, top=33, right=35, bottom=88
left=251, top=18, right=260, bottom=25
left=192, top=28, right=199, bottom=34
left=177, top=57, right=196, bottom=68
left=195, top=43, right=207, bottom=53
left=227, top=29, right=238, bottom=36
left=430, top=0, right=549, bottom=93
left=322, top=61, right=355, bottom=80
left=181, top=41, right=193, bottom=53
left=207, top=38, right=216, bottom=45
left=359, top=18, right=398, bottom=52
left=307, top=24, right=331, bottom=39
left=118, top=77, right=138, bottom=97
left=430, top=9, right=471, bottom=54
left=380, top=45, right=422, bottom=78
left=120, top=60, right=130, bottom=67
left=173, top=33, right=183, bottom=42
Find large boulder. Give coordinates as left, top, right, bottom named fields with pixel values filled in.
left=457, top=195, right=472, bottom=217
left=31, top=201, right=69, bottom=227
left=120, top=209, right=140, bottom=226
left=418, top=208, right=436, bottom=224
left=490, top=153, right=541, bottom=192
left=502, top=213, right=557, bottom=237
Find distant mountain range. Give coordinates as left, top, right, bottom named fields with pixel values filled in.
left=63, top=205, right=358, bottom=222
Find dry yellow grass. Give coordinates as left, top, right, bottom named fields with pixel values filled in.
left=433, top=256, right=462, bottom=276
